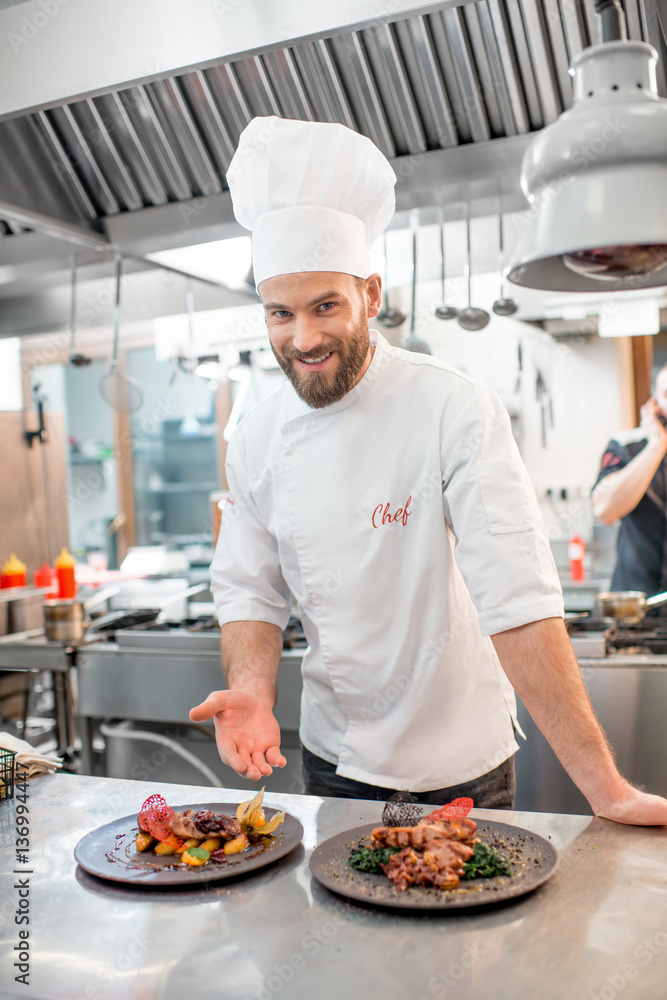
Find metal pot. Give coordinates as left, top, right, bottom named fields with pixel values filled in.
left=43, top=600, right=87, bottom=642
left=43, top=586, right=120, bottom=643
left=595, top=590, right=667, bottom=624
left=63, top=582, right=211, bottom=637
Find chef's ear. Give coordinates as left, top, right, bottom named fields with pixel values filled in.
left=364, top=273, right=383, bottom=319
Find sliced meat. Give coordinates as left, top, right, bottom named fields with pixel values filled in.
left=169, top=809, right=204, bottom=839
left=169, top=809, right=241, bottom=841
left=417, top=816, right=478, bottom=843
left=192, top=810, right=242, bottom=839
left=371, top=826, right=425, bottom=849
left=381, top=839, right=474, bottom=892
left=371, top=817, right=477, bottom=852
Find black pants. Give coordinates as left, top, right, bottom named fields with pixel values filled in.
left=301, top=746, right=516, bottom=809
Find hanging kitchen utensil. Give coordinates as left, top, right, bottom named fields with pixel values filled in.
left=180, top=281, right=198, bottom=375
left=535, top=366, right=553, bottom=448
left=457, top=204, right=490, bottom=332
left=434, top=211, right=458, bottom=321
left=492, top=202, right=519, bottom=317
left=68, top=255, right=92, bottom=367
left=401, top=214, right=432, bottom=355
left=99, top=256, right=144, bottom=414
left=513, top=340, right=523, bottom=394
left=186, top=282, right=195, bottom=365
left=376, top=232, right=406, bottom=328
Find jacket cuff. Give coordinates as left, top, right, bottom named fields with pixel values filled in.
left=216, top=603, right=291, bottom=630
left=479, top=595, right=565, bottom=637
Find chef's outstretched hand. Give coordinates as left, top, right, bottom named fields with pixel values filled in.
left=594, top=785, right=667, bottom=826
left=189, top=690, right=286, bottom=782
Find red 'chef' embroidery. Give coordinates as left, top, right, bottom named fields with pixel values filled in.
left=601, top=452, right=621, bottom=470
left=372, top=496, right=412, bottom=528
left=226, top=495, right=235, bottom=506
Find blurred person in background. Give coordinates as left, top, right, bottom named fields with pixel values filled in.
left=593, top=364, right=667, bottom=605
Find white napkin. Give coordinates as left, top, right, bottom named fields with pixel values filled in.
left=0, top=732, right=63, bottom=778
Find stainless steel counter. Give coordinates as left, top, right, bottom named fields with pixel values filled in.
left=516, top=651, right=667, bottom=814
left=578, top=654, right=667, bottom=668
left=76, top=641, right=304, bottom=731
left=0, top=629, right=77, bottom=755
left=0, top=774, right=666, bottom=1000
left=0, top=628, right=74, bottom=671
left=76, top=641, right=306, bottom=791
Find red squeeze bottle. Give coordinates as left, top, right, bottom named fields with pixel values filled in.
left=55, top=548, right=77, bottom=599
left=568, top=535, right=586, bottom=582
left=1, top=554, right=27, bottom=589
left=35, top=562, right=58, bottom=598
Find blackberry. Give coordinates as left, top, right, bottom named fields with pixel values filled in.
left=193, top=810, right=227, bottom=834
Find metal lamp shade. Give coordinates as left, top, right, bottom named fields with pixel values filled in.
left=507, top=42, right=667, bottom=292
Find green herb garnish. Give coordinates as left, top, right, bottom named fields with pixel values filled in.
left=185, top=847, right=211, bottom=860
left=348, top=846, right=401, bottom=873
left=348, top=840, right=512, bottom=881
left=462, top=841, right=512, bottom=880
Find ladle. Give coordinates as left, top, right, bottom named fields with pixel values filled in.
left=457, top=204, right=491, bottom=332
left=401, top=218, right=432, bottom=355
left=434, top=212, right=457, bottom=320
left=99, top=256, right=145, bottom=413
left=492, top=203, right=519, bottom=317
left=68, top=255, right=92, bottom=367
left=376, top=232, right=406, bottom=328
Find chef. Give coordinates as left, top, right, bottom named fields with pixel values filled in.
left=593, top=368, right=667, bottom=604
left=191, top=116, right=667, bottom=824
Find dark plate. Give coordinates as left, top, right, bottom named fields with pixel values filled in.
left=74, top=802, right=303, bottom=886
left=309, top=819, right=558, bottom=910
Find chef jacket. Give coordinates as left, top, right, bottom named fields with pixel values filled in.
left=211, top=331, right=564, bottom=791
left=594, top=429, right=667, bottom=597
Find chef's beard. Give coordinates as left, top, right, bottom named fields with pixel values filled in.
left=271, top=320, right=370, bottom=409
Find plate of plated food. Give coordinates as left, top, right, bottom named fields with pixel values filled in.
left=74, top=788, right=304, bottom=886
left=309, top=797, right=558, bottom=910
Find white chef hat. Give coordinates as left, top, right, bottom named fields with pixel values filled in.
left=226, top=116, right=397, bottom=288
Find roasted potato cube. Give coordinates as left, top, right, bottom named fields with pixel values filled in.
left=155, top=838, right=179, bottom=856
left=224, top=833, right=249, bottom=854
left=200, top=838, right=221, bottom=853
left=174, top=837, right=199, bottom=855
left=135, top=832, right=155, bottom=852
left=182, top=847, right=211, bottom=866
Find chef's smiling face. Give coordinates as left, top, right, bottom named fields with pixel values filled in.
left=260, top=271, right=382, bottom=409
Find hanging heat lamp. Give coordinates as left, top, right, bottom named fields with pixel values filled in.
left=507, top=0, right=667, bottom=292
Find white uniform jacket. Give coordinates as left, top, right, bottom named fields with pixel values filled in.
left=211, top=331, right=564, bottom=791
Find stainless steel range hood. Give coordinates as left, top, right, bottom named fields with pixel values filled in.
left=0, top=0, right=665, bottom=335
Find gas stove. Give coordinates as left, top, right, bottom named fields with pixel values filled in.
left=606, top=619, right=667, bottom=655
left=114, top=616, right=221, bottom=651
left=566, top=617, right=667, bottom=657
left=111, top=615, right=307, bottom=652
